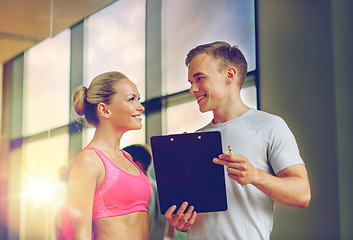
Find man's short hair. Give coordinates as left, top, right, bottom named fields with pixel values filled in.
left=185, top=41, right=248, bottom=87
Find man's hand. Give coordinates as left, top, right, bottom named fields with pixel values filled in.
left=213, top=153, right=258, bottom=186
left=214, top=153, right=311, bottom=208
left=164, top=202, right=197, bottom=232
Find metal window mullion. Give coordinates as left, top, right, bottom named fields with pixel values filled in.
left=69, top=21, right=84, bottom=162
left=145, top=0, right=163, bottom=144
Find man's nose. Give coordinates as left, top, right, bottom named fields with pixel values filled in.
left=189, top=83, right=198, bottom=94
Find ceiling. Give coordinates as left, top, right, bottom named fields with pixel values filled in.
left=0, top=0, right=117, bottom=64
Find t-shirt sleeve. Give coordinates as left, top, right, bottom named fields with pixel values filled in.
left=267, top=117, right=304, bottom=174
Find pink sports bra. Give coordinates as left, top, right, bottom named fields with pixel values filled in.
left=84, top=146, right=151, bottom=220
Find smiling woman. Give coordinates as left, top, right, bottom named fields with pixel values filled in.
left=69, top=71, right=150, bottom=240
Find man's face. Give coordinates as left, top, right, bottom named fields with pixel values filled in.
left=188, top=53, right=228, bottom=113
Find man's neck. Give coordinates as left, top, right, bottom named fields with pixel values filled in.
left=213, top=102, right=250, bottom=124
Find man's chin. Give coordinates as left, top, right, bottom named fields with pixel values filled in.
left=198, top=105, right=210, bottom=113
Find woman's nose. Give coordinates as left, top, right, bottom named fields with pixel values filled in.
left=138, top=102, right=145, bottom=112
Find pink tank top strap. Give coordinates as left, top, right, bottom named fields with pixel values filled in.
left=83, top=146, right=142, bottom=174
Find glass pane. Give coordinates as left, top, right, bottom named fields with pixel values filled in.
left=121, top=121, right=146, bottom=148
left=166, top=101, right=213, bottom=134
left=162, top=0, right=256, bottom=94
left=82, top=126, right=95, bottom=147
left=241, top=85, right=257, bottom=109
left=84, top=0, right=146, bottom=101
left=0, top=65, right=2, bottom=130
left=24, top=30, right=70, bottom=135
left=20, top=133, right=69, bottom=239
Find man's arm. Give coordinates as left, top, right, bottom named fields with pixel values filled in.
left=214, top=153, right=311, bottom=208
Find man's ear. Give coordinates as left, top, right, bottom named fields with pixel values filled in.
left=97, top=102, right=111, bottom=119
left=225, top=67, right=237, bottom=84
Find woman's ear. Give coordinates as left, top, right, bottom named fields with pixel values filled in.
left=97, top=102, right=111, bottom=119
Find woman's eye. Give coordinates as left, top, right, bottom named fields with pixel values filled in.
left=129, top=97, right=141, bottom=102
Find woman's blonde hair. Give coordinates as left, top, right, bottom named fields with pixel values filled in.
left=72, top=71, right=127, bottom=126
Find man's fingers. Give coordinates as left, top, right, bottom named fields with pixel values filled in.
left=218, top=153, right=244, bottom=162
left=184, top=211, right=197, bottom=228
left=184, top=205, right=195, bottom=219
left=178, top=211, right=197, bottom=232
left=219, top=153, right=235, bottom=160
left=189, top=211, right=197, bottom=225
left=175, top=202, right=188, bottom=218
left=179, top=205, right=194, bottom=223
left=164, top=202, right=197, bottom=232
left=227, top=167, right=242, bottom=175
left=165, top=205, right=177, bottom=218
left=213, top=158, right=233, bottom=166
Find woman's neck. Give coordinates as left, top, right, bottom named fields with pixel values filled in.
left=88, top=124, right=124, bottom=152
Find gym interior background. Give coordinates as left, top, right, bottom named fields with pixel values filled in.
left=0, top=0, right=352, bottom=239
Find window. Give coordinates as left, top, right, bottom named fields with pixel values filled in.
left=84, top=0, right=146, bottom=101
left=83, top=0, right=146, bottom=147
left=162, top=0, right=256, bottom=94
left=23, top=29, right=70, bottom=136
left=162, top=0, right=257, bottom=136
left=167, top=101, right=213, bottom=134
left=21, top=134, right=69, bottom=239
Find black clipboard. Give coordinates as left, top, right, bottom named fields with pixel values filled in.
left=150, top=131, right=227, bottom=214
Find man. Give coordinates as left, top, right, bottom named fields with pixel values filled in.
left=164, top=41, right=311, bottom=239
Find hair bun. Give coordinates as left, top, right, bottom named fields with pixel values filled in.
left=72, top=85, right=88, bottom=116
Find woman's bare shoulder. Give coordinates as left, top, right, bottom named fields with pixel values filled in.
left=70, top=148, right=102, bottom=175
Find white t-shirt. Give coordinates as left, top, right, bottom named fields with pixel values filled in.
left=187, top=108, right=304, bottom=240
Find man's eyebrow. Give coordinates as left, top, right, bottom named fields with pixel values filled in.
left=193, top=72, right=204, bottom=78
left=188, top=72, right=205, bottom=83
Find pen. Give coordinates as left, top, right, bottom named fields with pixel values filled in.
left=228, top=145, right=233, bottom=155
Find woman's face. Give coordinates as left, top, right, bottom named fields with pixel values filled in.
left=107, top=78, right=144, bottom=131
